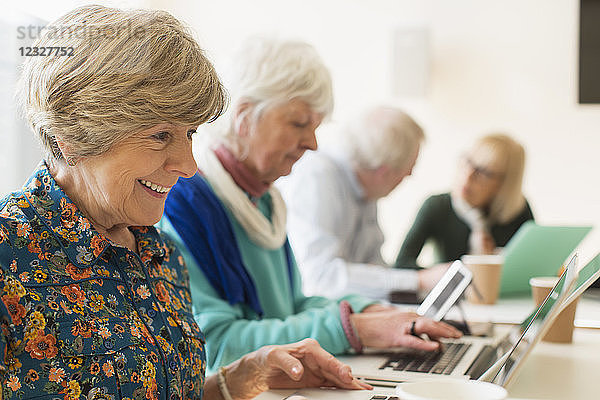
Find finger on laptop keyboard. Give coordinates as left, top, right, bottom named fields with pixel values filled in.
left=397, top=332, right=441, bottom=351
left=415, top=318, right=463, bottom=341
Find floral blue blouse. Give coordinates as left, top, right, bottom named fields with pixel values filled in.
left=0, top=163, right=206, bottom=400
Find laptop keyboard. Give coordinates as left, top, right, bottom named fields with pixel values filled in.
left=378, top=342, right=472, bottom=375
left=369, top=397, right=399, bottom=400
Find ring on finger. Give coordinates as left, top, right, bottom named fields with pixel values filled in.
left=410, top=320, right=418, bottom=337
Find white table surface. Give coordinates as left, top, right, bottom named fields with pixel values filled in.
left=256, top=328, right=600, bottom=399
left=255, top=290, right=600, bottom=399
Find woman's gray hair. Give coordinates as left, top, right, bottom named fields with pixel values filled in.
left=342, top=106, right=425, bottom=171
left=217, top=36, right=334, bottom=156
left=17, top=5, right=227, bottom=162
left=468, top=134, right=527, bottom=224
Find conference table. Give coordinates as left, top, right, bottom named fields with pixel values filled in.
left=256, top=289, right=600, bottom=399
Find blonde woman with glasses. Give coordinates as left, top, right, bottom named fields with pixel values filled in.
left=395, top=134, right=534, bottom=269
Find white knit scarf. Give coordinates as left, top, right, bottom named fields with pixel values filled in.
left=194, top=143, right=288, bottom=249
left=450, top=191, right=490, bottom=254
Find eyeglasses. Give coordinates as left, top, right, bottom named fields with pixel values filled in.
left=463, top=157, right=503, bottom=181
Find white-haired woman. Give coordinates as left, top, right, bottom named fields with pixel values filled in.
left=395, top=134, right=534, bottom=268
left=0, top=6, right=371, bottom=399
left=161, top=38, right=461, bottom=375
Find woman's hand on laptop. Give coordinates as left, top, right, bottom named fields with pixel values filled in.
left=351, top=311, right=463, bottom=351
left=216, top=338, right=372, bottom=399
left=361, top=303, right=399, bottom=313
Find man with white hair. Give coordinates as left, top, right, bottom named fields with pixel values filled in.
left=278, top=106, right=446, bottom=301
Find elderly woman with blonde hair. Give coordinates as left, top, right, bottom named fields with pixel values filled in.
left=396, top=133, right=534, bottom=268
left=161, top=37, right=461, bottom=375
left=0, top=5, right=371, bottom=399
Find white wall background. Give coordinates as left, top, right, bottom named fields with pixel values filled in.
left=5, top=0, right=600, bottom=264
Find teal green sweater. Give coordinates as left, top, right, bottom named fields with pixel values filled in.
left=157, top=191, right=374, bottom=374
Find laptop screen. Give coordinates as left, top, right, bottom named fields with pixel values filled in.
left=499, top=222, right=591, bottom=295
left=417, top=260, right=472, bottom=320
left=518, top=253, right=600, bottom=329
left=491, top=254, right=578, bottom=386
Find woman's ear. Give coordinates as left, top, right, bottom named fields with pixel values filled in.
left=374, top=165, right=390, bottom=179
left=54, top=137, right=78, bottom=166
left=234, top=102, right=253, bottom=138
left=54, top=138, right=68, bottom=155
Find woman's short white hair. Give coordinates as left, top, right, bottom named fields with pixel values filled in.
left=342, top=106, right=425, bottom=171
left=467, top=134, right=527, bottom=224
left=17, top=5, right=226, bottom=162
left=216, top=36, right=334, bottom=155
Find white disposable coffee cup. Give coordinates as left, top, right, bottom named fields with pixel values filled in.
left=396, top=379, right=507, bottom=400
left=461, top=254, right=504, bottom=305
left=529, top=276, right=579, bottom=343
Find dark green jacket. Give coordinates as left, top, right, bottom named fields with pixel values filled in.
left=395, top=193, right=534, bottom=268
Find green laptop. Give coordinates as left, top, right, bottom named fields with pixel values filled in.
left=499, top=221, right=592, bottom=295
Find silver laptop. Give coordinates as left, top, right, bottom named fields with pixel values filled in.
left=258, top=253, right=591, bottom=400
left=334, top=253, right=579, bottom=385
left=555, top=252, right=600, bottom=315
left=484, top=251, right=600, bottom=388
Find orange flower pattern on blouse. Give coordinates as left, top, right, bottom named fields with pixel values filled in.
left=0, top=163, right=206, bottom=399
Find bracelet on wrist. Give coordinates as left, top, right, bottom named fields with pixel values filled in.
left=339, top=300, right=363, bottom=354
left=217, top=366, right=234, bottom=400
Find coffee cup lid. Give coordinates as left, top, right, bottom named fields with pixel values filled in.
left=461, top=254, right=504, bottom=265
left=529, top=276, right=559, bottom=288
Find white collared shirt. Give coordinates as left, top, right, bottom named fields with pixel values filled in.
left=277, top=149, right=418, bottom=300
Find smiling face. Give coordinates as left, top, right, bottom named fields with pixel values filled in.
left=68, top=124, right=198, bottom=228
left=240, top=99, right=323, bottom=184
